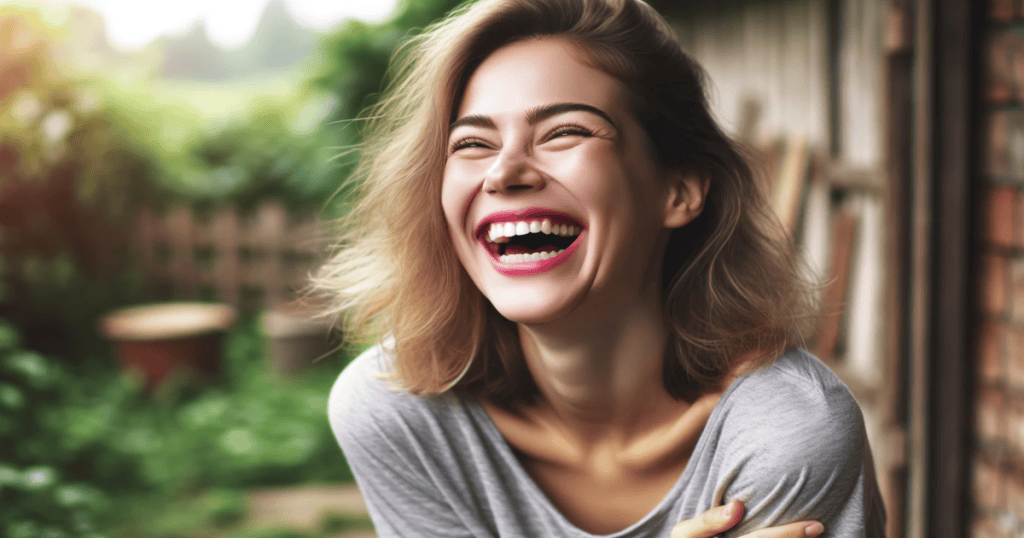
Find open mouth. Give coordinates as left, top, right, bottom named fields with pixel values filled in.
left=476, top=213, right=584, bottom=265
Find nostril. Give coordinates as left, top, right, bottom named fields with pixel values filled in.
left=507, top=184, right=533, bottom=191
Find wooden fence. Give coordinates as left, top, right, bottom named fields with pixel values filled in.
left=133, top=202, right=327, bottom=311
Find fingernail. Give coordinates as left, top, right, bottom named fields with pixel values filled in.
left=721, top=500, right=737, bottom=520
left=804, top=522, right=824, bottom=536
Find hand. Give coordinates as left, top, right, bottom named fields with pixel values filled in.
left=670, top=500, right=825, bottom=538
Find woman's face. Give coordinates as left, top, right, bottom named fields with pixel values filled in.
left=441, top=38, right=702, bottom=325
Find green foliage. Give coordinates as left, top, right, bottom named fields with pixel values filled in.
left=0, top=10, right=157, bottom=354
left=309, top=0, right=472, bottom=131
left=0, top=315, right=354, bottom=537
left=0, top=4, right=505, bottom=534
left=0, top=317, right=114, bottom=537
left=0, top=8, right=158, bottom=225
left=81, top=73, right=344, bottom=217
left=297, top=0, right=474, bottom=220
left=172, top=104, right=348, bottom=214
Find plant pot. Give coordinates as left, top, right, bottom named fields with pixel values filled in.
left=101, top=302, right=236, bottom=389
left=260, top=307, right=334, bottom=373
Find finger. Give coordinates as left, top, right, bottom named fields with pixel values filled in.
left=670, top=500, right=745, bottom=538
left=739, top=521, right=824, bottom=538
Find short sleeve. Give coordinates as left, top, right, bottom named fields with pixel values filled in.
left=713, top=351, right=886, bottom=537
left=327, top=347, right=473, bottom=538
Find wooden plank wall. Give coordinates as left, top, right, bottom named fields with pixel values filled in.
left=838, top=0, right=885, bottom=167
left=674, top=0, right=887, bottom=376
left=669, top=0, right=900, bottom=533
left=672, top=0, right=831, bottom=148
left=671, top=0, right=884, bottom=162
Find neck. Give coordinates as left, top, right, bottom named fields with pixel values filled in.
left=515, top=290, right=687, bottom=448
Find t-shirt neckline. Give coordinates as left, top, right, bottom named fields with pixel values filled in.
left=460, top=372, right=754, bottom=537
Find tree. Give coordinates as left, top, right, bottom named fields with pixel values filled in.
left=310, top=0, right=470, bottom=125
left=0, top=6, right=154, bottom=355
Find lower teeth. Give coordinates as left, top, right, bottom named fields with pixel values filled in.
left=499, top=249, right=566, bottom=264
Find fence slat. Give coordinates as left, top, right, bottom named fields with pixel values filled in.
left=134, top=206, right=158, bottom=273
left=166, top=206, right=196, bottom=299
left=211, top=206, right=241, bottom=305
left=132, top=202, right=319, bottom=311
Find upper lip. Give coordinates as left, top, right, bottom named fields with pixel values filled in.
left=473, top=207, right=585, bottom=239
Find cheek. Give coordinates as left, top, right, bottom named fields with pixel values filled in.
left=440, top=170, right=466, bottom=230
left=556, top=150, right=633, bottom=207
left=441, top=156, right=487, bottom=213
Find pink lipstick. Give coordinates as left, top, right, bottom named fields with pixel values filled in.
left=475, top=207, right=585, bottom=277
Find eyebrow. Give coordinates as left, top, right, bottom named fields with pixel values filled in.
left=448, top=102, right=619, bottom=133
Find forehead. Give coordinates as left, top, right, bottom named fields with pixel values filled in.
left=456, top=38, right=630, bottom=120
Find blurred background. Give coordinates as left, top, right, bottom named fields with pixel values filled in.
left=0, top=0, right=1009, bottom=536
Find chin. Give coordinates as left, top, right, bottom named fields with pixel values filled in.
left=485, top=286, right=582, bottom=326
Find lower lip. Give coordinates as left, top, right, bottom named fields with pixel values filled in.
left=488, top=234, right=583, bottom=277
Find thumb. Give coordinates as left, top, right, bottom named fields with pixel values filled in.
left=670, top=500, right=744, bottom=538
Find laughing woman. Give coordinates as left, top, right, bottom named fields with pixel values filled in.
left=315, top=0, right=887, bottom=536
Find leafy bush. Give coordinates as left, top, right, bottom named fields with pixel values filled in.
left=0, top=319, right=114, bottom=537
left=163, top=101, right=349, bottom=215
left=0, top=315, right=353, bottom=537
left=310, top=0, right=471, bottom=125
left=0, top=9, right=156, bottom=358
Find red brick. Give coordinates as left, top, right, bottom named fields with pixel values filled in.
left=985, top=253, right=1010, bottom=315
left=975, top=456, right=1007, bottom=511
left=971, top=520, right=1004, bottom=538
left=1010, top=394, right=1024, bottom=455
left=1008, top=327, right=1024, bottom=390
left=1009, top=477, right=1024, bottom=525
left=986, top=185, right=1016, bottom=247
left=992, top=0, right=1016, bottom=21
left=981, top=321, right=1007, bottom=384
left=1011, top=258, right=1024, bottom=323
left=989, top=34, right=1016, bottom=103
left=1012, top=36, right=1024, bottom=103
left=989, top=111, right=1010, bottom=177
left=978, top=386, right=1007, bottom=445
left=1010, top=113, right=1024, bottom=181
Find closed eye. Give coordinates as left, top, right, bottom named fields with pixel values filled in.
left=544, top=124, right=593, bottom=142
left=449, top=137, right=489, bottom=154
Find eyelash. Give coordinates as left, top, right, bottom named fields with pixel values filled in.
left=449, top=137, right=487, bottom=153
left=545, top=124, right=593, bottom=141
left=448, top=123, right=594, bottom=154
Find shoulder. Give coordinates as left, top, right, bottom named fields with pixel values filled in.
left=327, top=344, right=462, bottom=457
left=327, top=346, right=485, bottom=535
left=328, top=343, right=399, bottom=418
left=708, top=349, right=884, bottom=534
left=717, top=348, right=867, bottom=463
left=327, top=343, right=395, bottom=432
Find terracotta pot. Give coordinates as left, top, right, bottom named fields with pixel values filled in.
left=101, top=302, right=236, bottom=389
left=260, top=307, right=334, bottom=373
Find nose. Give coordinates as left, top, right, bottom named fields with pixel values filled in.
left=481, top=146, right=546, bottom=194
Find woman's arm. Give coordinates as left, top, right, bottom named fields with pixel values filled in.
left=705, top=351, right=887, bottom=536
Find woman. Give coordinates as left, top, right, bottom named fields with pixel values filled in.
left=317, top=0, right=887, bottom=536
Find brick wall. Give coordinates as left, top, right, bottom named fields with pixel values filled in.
left=975, top=2, right=1024, bottom=536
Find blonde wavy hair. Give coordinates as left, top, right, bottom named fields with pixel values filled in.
left=313, top=0, right=818, bottom=405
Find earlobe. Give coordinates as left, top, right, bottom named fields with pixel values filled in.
left=663, top=171, right=709, bottom=228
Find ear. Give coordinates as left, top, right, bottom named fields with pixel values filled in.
left=663, top=170, right=709, bottom=228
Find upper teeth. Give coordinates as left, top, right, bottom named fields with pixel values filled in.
left=487, top=219, right=581, bottom=242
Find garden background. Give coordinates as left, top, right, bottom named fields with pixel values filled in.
left=0, top=0, right=466, bottom=536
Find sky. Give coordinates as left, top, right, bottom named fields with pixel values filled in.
left=38, top=0, right=400, bottom=50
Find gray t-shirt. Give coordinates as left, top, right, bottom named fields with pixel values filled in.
left=328, top=346, right=886, bottom=537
